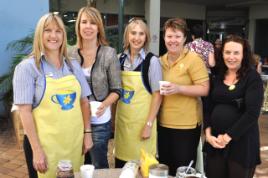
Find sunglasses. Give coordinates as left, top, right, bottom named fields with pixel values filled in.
left=128, top=17, right=147, bottom=24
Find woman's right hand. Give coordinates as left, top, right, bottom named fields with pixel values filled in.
left=206, top=134, right=225, bottom=149
left=33, top=147, right=48, bottom=173
left=83, top=133, right=93, bottom=154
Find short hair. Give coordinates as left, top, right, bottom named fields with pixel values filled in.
left=191, top=24, right=203, bottom=38
left=218, top=34, right=254, bottom=79
left=75, top=6, right=108, bottom=48
left=123, top=18, right=151, bottom=51
left=163, top=18, right=189, bottom=37
left=30, top=13, right=68, bottom=70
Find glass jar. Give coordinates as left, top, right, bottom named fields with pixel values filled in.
left=56, top=160, right=74, bottom=178
left=149, top=164, right=169, bottom=178
left=176, top=166, right=196, bottom=178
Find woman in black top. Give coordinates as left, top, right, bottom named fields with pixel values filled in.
left=204, top=35, right=263, bottom=178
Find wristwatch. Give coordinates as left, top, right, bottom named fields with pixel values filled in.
left=146, top=121, right=153, bottom=127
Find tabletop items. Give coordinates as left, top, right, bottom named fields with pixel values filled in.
left=56, top=160, right=74, bottom=178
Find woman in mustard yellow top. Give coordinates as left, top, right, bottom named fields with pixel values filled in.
left=158, top=18, right=209, bottom=176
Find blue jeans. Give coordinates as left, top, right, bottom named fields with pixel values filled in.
left=85, top=120, right=111, bottom=169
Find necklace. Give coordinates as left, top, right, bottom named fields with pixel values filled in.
left=228, top=84, right=236, bottom=91
left=228, top=78, right=237, bottom=91
left=225, top=74, right=237, bottom=91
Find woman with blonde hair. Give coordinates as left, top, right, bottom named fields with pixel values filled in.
left=115, top=18, right=162, bottom=167
left=13, top=13, right=93, bottom=178
left=68, top=6, right=121, bottom=168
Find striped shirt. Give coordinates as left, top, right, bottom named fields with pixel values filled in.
left=13, top=56, right=91, bottom=108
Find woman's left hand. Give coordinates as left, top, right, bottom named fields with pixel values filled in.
left=96, top=103, right=107, bottom=117
left=161, top=82, right=180, bottom=95
left=141, top=124, right=152, bottom=140
left=82, top=133, right=93, bottom=154
left=217, top=134, right=232, bottom=146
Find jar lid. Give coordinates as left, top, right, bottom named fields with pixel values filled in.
left=149, top=164, right=169, bottom=176
left=57, top=160, right=72, bottom=171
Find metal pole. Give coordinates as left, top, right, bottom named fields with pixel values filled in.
left=118, top=0, right=124, bottom=52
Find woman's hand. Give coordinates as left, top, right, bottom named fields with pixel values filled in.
left=217, top=134, right=232, bottom=146
left=161, top=82, right=180, bottom=95
left=206, top=134, right=225, bottom=149
left=96, top=103, right=107, bottom=117
left=82, top=133, right=93, bottom=154
left=141, top=124, right=152, bottom=140
left=205, top=127, right=225, bottom=149
left=33, top=147, right=48, bottom=173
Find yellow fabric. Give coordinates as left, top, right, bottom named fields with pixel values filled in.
left=159, top=50, right=209, bottom=129
left=33, top=75, right=84, bottom=178
left=115, top=71, right=156, bottom=161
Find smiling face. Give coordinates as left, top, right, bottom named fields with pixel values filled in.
left=79, top=12, right=98, bottom=42
left=164, top=28, right=186, bottom=55
left=128, top=24, right=146, bottom=52
left=42, top=20, right=63, bottom=53
left=223, top=41, right=243, bottom=72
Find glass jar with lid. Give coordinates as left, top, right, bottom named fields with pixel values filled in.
left=56, top=160, right=74, bottom=178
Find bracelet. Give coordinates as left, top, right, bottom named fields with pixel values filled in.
left=84, top=129, right=92, bottom=134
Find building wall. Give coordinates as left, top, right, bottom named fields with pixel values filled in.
left=249, top=5, right=268, bottom=19
left=248, top=5, right=268, bottom=54
left=0, top=0, right=49, bottom=76
left=97, top=0, right=145, bottom=15
left=161, top=2, right=205, bottom=19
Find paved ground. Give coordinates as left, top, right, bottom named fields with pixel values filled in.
left=0, top=115, right=267, bottom=178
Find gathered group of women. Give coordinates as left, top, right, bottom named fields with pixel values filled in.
left=13, top=5, right=263, bottom=178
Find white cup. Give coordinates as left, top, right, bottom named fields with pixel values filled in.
left=90, top=101, right=102, bottom=117
left=159, top=81, right=170, bottom=95
left=80, top=164, right=95, bottom=178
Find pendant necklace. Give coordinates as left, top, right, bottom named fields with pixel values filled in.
left=228, top=77, right=237, bottom=91
left=228, top=84, right=236, bottom=91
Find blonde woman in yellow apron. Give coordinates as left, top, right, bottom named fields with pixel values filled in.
left=115, top=18, right=162, bottom=167
left=13, top=14, right=93, bottom=178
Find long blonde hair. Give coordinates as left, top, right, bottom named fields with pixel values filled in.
left=75, top=6, right=108, bottom=48
left=29, top=13, right=68, bottom=70
left=123, top=18, right=151, bottom=51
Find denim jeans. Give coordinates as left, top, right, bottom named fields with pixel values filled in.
left=85, top=120, right=111, bottom=169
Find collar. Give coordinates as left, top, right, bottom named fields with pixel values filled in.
left=124, top=48, right=146, bottom=60
left=161, top=48, right=189, bottom=68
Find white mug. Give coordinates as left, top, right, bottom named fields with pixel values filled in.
left=80, top=164, right=95, bottom=178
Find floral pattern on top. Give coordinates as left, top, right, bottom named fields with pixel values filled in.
left=185, top=38, right=214, bottom=70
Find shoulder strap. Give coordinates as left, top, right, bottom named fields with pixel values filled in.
left=77, top=49, right=84, bottom=66
left=141, top=52, right=154, bottom=94
left=119, top=53, right=127, bottom=70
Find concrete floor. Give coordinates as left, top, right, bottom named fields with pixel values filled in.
left=0, top=114, right=267, bottom=178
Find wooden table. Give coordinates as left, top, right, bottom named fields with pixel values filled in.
left=75, top=168, right=174, bottom=178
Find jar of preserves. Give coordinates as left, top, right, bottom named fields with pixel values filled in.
left=56, top=160, right=74, bottom=178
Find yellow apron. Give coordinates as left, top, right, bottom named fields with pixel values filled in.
left=33, top=75, right=84, bottom=178
left=115, top=70, right=156, bottom=161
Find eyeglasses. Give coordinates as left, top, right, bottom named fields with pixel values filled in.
left=128, top=17, right=147, bottom=24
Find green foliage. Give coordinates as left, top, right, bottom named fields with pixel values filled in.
left=0, top=34, right=33, bottom=109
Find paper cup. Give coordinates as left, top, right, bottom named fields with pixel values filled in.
left=80, top=164, right=94, bottom=178
left=90, top=101, right=102, bottom=117
left=159, top=81, right=170, bottom=95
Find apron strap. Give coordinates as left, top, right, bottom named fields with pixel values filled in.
left=119, top=52, right=154, bottom=94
